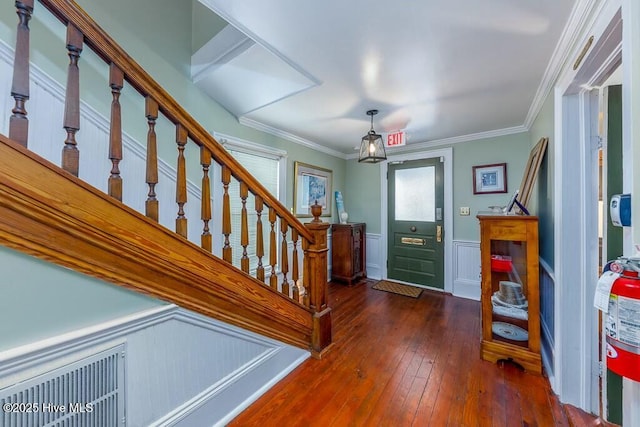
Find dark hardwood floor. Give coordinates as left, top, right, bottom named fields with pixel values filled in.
left=229, top=279, right=605, bottom=427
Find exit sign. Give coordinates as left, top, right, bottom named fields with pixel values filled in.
left=386, top=131, right=405, bottom=147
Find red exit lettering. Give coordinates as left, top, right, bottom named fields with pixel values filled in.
left=386, top=131, right=405, bottom=147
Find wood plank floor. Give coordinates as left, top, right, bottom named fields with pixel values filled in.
left=229, top=279, right=600, bottom=427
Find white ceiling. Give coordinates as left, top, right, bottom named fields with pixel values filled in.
left=195, top=0, right=577, bottom=157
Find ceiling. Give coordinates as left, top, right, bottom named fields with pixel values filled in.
left=194, top=0, right=577, bottom=158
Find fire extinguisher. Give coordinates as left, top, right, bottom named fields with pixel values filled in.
left=606, top=258, right=640, bottom=382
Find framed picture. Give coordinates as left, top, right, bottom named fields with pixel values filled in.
left=294, top=162, right=332, bottom=217
left=472, top=163, right=507, bottom=194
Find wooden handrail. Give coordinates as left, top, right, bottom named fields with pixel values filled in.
left=0, top=134, right=314, bottom=348
left=37, top=0, right=314, bottom=244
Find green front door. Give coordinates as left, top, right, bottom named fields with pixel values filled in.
left=387, top=158, right=444, bottom=288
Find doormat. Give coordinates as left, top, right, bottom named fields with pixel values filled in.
left=372, top=280, right=423, bottom=298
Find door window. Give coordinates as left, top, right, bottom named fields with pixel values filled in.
left=394, top=166, right=435, bottom=222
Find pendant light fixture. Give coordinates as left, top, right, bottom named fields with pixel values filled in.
left=358, top=109, right=387, bottom=163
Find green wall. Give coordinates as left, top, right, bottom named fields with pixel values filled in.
left=343, top=160, right=382, bottom=231
left=344, top=132, right=531, bottom=241
left=452, top=133, right=530, bottom=240
left=192, top=0, right=228, bottom=54
left=0, top=246, right=162, bottom=352
left=529, top=94, right=555, bottom=267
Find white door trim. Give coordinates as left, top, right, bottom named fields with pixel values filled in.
left=380, top=147, right=453, bottom=293
left=553, top=0, right=622, bottom=413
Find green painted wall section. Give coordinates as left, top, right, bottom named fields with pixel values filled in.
left=605, top=84, right=623, bottom=426
left=344, top=132, right=531, bottom=240
left=529, top=93, right=555, bottom=268
left=0, top=246, right=162, bottom=352
left=192, top=0, right=228, bottom=54
left=452, top=133, right=530, bottom=240
left=342, top=161, right=381, bottom=232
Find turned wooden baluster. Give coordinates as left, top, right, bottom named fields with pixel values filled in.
left=291, top=228, right=300, bottom=302
left=221, top=165, right=232, bottom=263
left=255, top=195, right=265, bottom=282
left=240, top=182, right=250, bottom=273
left=61, top=25, right=83, bottom=176
left=302, top=243, right=310, bottom=308
left=268, top=207, right=277, bottom=289
left=175, top=125, right=188, bottom=238
left=200, top=147, right=212, bottom=252
left=9, top=0, right=34, bottom=147
left=281, top=219, right=290, bottom=297
left=145, top=97, right=159, bottom=221
left=303, top=202, right=331, bottom=354
left=108, top=64, right=123, bottom=200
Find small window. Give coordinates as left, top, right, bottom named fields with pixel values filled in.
left=219, top=134, right=286, bottom=275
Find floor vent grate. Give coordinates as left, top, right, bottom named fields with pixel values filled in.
left=1, top=344, right=125, bottom=426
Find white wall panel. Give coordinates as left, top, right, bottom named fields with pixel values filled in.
left=539, top=259, right=555, bottom=382
left=0, top=305, right=309, bottom=427
left=365, top=233, right=382, bottom=280
left=452, top=240, right=481, bottom=300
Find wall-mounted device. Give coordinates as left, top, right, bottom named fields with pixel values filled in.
left=610, top=194, right=631, bottom=227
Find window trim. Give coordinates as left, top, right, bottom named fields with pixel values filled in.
left=214, top=132, right=287, bottom=203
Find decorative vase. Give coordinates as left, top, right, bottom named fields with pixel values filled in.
left=310, top=200, right=323, bottom=222
left=340, top=212, right=349, bottom=224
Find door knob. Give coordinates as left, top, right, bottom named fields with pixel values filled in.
left=410, top=226, right=417, bottom=232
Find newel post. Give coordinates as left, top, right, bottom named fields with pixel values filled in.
left=303, top=202, right=331, bottom=356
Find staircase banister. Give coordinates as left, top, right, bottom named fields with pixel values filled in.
left=37, top=0, right=314, bottom=244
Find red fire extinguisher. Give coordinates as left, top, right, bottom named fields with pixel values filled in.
left=606, top=258, right=640, bottom=382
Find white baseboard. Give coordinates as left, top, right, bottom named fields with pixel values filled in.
left=452, top=279, right=480, bottom=300
left=161, top=349, right=309, bottom=427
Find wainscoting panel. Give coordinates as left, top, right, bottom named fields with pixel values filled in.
left=0, top=306, right=309, bottom=427
left=539, top=258, right=555, bottom=379
left=452, top=240, right=481, bottom=300
left=366, top=233, right=382, bottom=280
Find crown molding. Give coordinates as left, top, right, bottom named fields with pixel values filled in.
left=524, top=0, right=602, bottom=128
left=242, top=114, right=527, bottom=161
left=238, top=116, right=347, bottom=159
left=213, top=131, right=288, bottom=159
left=345, top=125, right=528, bottom=160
